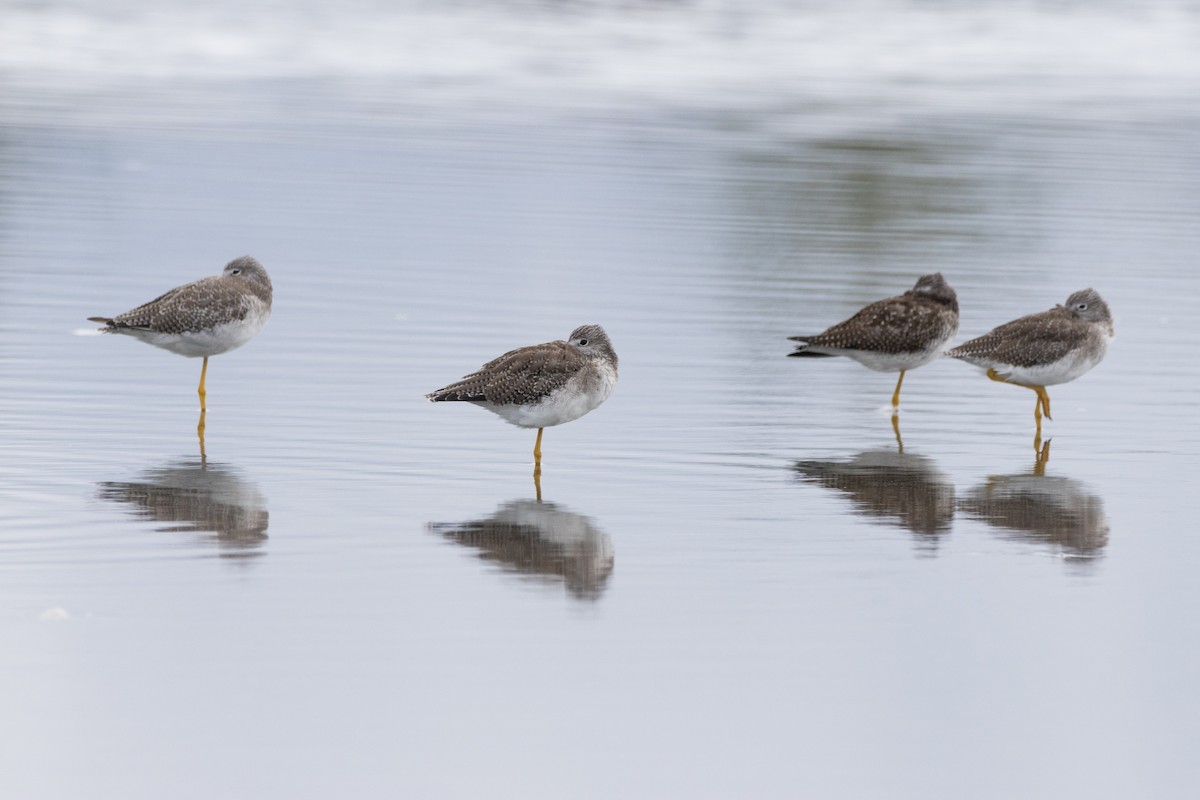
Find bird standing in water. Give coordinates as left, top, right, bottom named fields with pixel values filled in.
left=427, top=324, right=618, bottom=472
left=946, top=288, right=1113, bottom=440
left=788, top=273, right=960, bottom=410
left=88, top=255, right=274, bottom=414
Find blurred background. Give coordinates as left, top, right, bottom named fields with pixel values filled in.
left=2, top=2, right=1199, bottom=798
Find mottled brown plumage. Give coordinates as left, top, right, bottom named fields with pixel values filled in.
left=428, top=333, right=609, bottom=406
left=88, top=255, right=273, bottom=355
left=87, top=255, right=273, bottom=413
left=427, top=325, right=619, bottom=465
left=788, top=273, right=959, bottom=408
left=945, top=290, right=1112, bottom=370
left=91, top=271, right=271, bottom=335
left=790, top=273, right=959, bottom=359
left=945, top=288, right=1114, bottom=432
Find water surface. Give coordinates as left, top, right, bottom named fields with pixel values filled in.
left=3, top=2, right=1200, bottom=798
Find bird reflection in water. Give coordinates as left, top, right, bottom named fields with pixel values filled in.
left=97, top=458, right=269, bottom=560
left=794, top=449, right=955, bottom=553
left=959, top=440, right=1109, bottom=570
left=428, top=500, right=614, bottom=600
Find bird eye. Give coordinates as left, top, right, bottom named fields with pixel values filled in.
left=578, top=338, right=589, bottom=346
left=1076, top=303, right=1087, bottom=310
left=231, top=268, right=242, bottom=275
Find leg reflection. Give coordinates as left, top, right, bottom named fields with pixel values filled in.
left=891, top=413, right=904, bottom=454
left=1033, top=436, right=1052, bottom=476
left=197, top=408, right=207, bottom=463
left=533, top=462, right=543, bottom=503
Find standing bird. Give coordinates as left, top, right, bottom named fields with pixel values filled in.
left=945, top=288, right=1113, bottom=435
left=426, top=325, right=618, bottom=467
left=88, top=256, right=273, bottom=412
left=788, top=273, right=959, bottom=409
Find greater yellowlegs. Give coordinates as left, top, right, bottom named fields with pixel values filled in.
left=945, top=288, right=1113, bottom=436
left=426, top=324, right=618, bottom=466
left=88, top=256, right=273, bottom=412
left=788, top=273, right=959, bottom=409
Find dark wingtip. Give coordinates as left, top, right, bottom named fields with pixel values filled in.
left=788, top=350, right=835, bottom=358
left=87, top=316, right=114, bottom=326
left=427, top=391, right=481, bottom=402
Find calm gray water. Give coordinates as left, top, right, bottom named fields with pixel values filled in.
left=3, top=2, right=1200, bottom=798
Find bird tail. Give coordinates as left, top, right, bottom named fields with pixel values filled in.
left=787, top=337, right=835, bottom=358
left=425, top=389, right=482, bottom=402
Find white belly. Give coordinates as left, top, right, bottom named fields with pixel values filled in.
left=481, top=362, right=617, bottom=428
left=844, top=344, right=946, bottom=373
left=993, top=332, right=1111, bottom=387
left=123, top=307, right=271, bottom=358
left=817, top=320, right=959, bottom=373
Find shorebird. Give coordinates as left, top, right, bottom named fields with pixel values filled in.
left=88, top=256, right=273, bottom=412
left=426, top=324, right=618, bottom=466
left=788, top=273, right=959, bottom=409
left=945, top=288, right=1113, bottom=435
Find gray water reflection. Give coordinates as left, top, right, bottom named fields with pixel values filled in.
left=97, top=458, right=269, bottom=559
left=794, top=449, right=956, bottom=552
left=959, top=445, right=1109, bottom=571
left=428, top=499, right=614, bottom=600
left=731, top=132, right=988, bottom=270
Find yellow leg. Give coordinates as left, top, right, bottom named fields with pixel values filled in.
left=532, top=428, right=545, bottom=500
left=198, top=356, right=209, bottom=411
left=891, top=370, right=906, bottom=409
left=1036, top=386, right=1052, bottom=421
left=987, top=369, right=1051, bottom=428
left=891, top=413, right=904, bottom=455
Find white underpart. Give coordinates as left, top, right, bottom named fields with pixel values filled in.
left=973, top=330, right=1112, bottom=387
left=821, top=339, right=952, bottom=373
left=116, top=303, right=271, bottom=358
left=478, top=361, right=618, bottom=429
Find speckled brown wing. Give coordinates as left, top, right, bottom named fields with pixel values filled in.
left=805, top=296, right=952, bottom=354
left=948, top=308, right=1088, bottom=368
left=99, top=276, right=268, bottom=335
left=429, top=341, right=585, bottom=405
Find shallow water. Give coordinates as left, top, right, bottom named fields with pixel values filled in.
left=3, top=2, right=1200, bottom=798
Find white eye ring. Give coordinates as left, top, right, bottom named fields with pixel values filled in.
left=1076, top=303, right=1087, bottom=310
left=578, top=338, right=589, bottom=346
left=231, top=268, right=242, bottom=275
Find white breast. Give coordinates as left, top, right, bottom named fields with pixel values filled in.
left=845, top=342, right=948, bottom=373
left=996, top=331, right=1112, bottom=387
left=482, top=361, right=618, bottom=429
left=125, top=304, right=271, bottom=358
